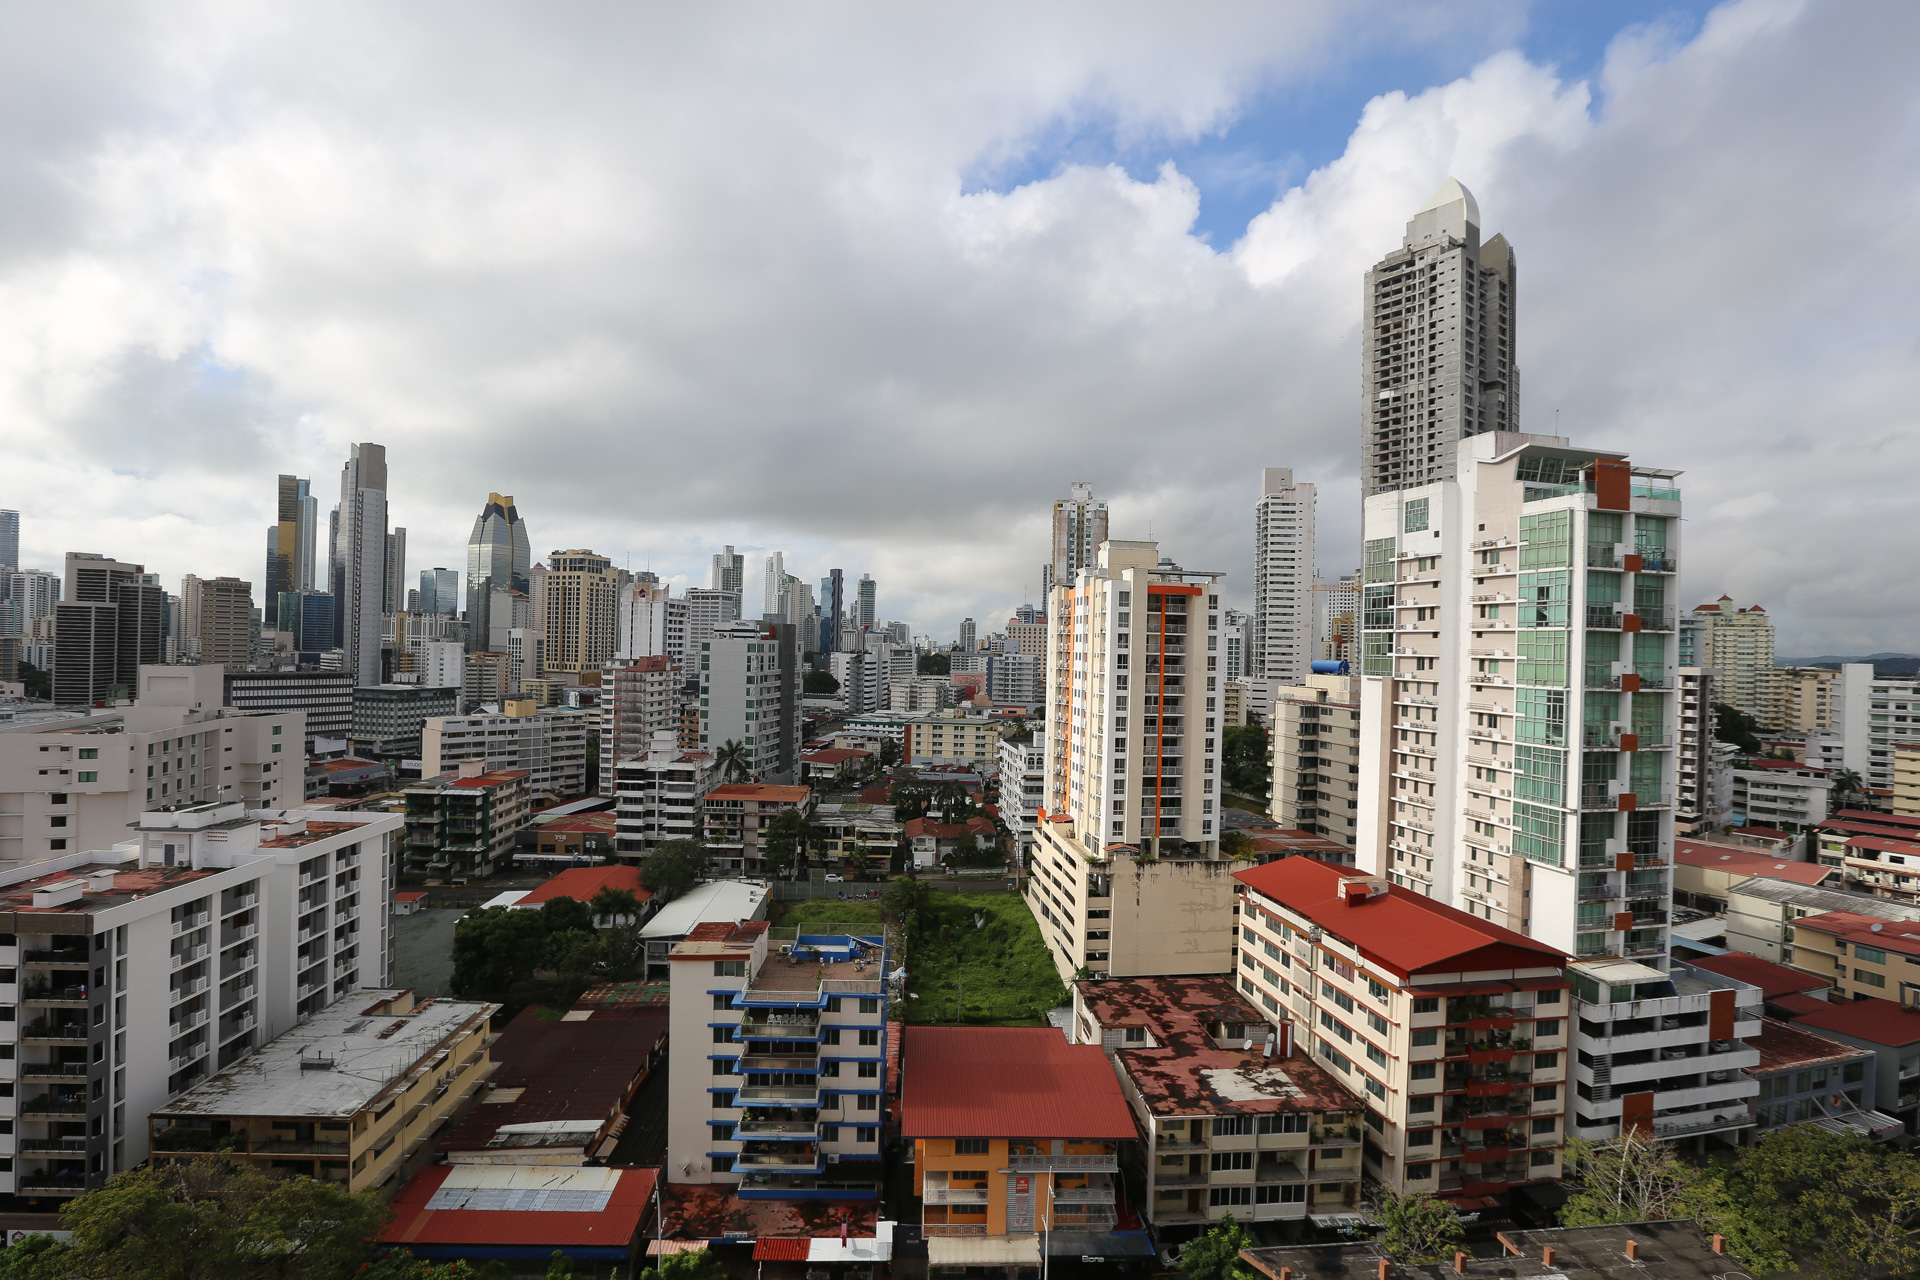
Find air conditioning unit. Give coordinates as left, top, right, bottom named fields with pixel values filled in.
left=827, top=1154, right=841, bottom=1164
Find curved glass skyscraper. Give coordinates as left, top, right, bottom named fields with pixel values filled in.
left=465, top=493, right=531, bottom=651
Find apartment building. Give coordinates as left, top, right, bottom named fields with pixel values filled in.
left=224, top=669, right=353, bottom=749
left=1031, top=540, right=1231, bottom=982
left=1764, top=666, right=1840, bottom=734
left=350, top=684, right=459, bottom=757
left=0, top=665, right=300, bottom=872
left=998, top=730, right=1045, bottom=860
left=698, top=619, right=800, bottom=785
left=1682, top=597, right=1772, bottom=721
left=1071, top=975, right=1364, bottom=1235
left=612, top=731, right=717, bottom=858
left=1897, top=744, right=1920, bottom=818
left=1783, top=911, right=1920, bottom=1004
left=1730, top=759, right=1833, bottom=832
left=901, top=1025, right=1136, bottom=1270
left=542, top=549, right=619, bottom=678
left=1233, top=858, right=1571, bottom=1196
left=151, top=989, right=494, bottom=1191
left=1268, top=673, right=1361, bottom=850
left=1750, top=1018, right=1894, bottom=1139
left=401, top=768, right=531, bottom=879
left=1787, top=1001, right=1920, bottom=1133
left=1566, top=958, right=1762, bottom=1146
left=1671, top=840, right=1834, bottom=916
left=703, top=783, right=810, bottom=874
left=1809, top=663, right=1920, bottom=796
left=421, top=702, right=591, bottom=799
left=1046, top=482, right=1109, bottom=598
left=1724, top=878, right=1920, bottom=968
left=1355, top=433, right=1682, bottom=974
left=1812, top=810, right=1920, bottom=900
left=888, top=678, right=954, bottom=713
left=665, top=920, right=890, bottom=1195
left=902, top=711, right=1009, bottom=771
left=0, top=800, right=403, bottom=1195
left=1674, top=668, right=1726, bottom=835
left=1252, top=468, right=1314, bottom=685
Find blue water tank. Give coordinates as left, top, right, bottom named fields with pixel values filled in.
left=1310, top=660, right=1350, bottom=676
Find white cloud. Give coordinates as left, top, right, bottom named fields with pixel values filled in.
left=0, top=0, right=1915, bottom=653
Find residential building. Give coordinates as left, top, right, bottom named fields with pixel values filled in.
left=888, top=677, right=954, bottom=713
left=1221, top=679, right=1246, bottom=728
left=0, top=665, right=301, bottom=870
left=602, top=655, right=678, bottom=794
left=905, top=816, right=997, bottom=870
left=1071, top=975, right=1364, bottom=1234
left=1683, top=597, right=1774, bottom=721
left=703, top=783, right=810, bottom=874
left=798, top=747, right=872, bottom=790
left=417, top=640, right=464, bottom=695
left=612, top=730, right=717, bottom=858
left=417, top=567, right=458, bottom=617
left=684, top=587, right=743, bottom=658
left=1046, top=481, right=1109, bottom=597
left=1310, top=574, right=1361, bottom=665
left=1672, top=839, right=1835, bottom=915
left=463, top=493, right=531, bottom=654
left=1750, top=1018, right=1896, bottom=1139
left=224, top=669, right=353, bottom=749
left=192, top=576, right=254, bottom=672
left=1006, top=618, right=1048, bottom=657
left=1268, top=673, right=1361, bottom=850
left=1897, top=743, right=1920, bottom=818
left=1252, top=467, right=1314, bottom=685
left=901, top=1025, right=1135, bottom=1270
left=1675, top=667, right=1725, bottom=835
left=616, top=580, right=689, bottom=669
left=1812, top=810, right=1920, bottom=894
left=665, top=920, right=890, bottom=1195
left=697, top=618, right=800, bottom=785
left=957, top=617, right=976, bottom=652
left=461, top=651, right=511, bottom=709
left=0, top=509, right=15, bottom=572
left=1683, top=951, right=1832, bottom=1015
left=4, top=570, right=61, bottom=635
left=1787, top=1001, right=1920, bottom=1132
left=331, top=444, right=390, bottom=686
left=1730, top=759, right=1832, bottom=832
left=55, top=553, right=162, bottom=706
left=987, top=650, right=1043, bottom=708
left=151, top=989, right=494, bottom=1191
left=831, top=648, right=885, bottom=715
left=384, top=528, right=406, bottom=616
left=637, top=880, right=767, bottom=978
left=0, top=800, right=404, bottom=1192
left=1354, top=432, right=1683, bottom=974
left=543, top=549, right=618, bottom=678
left=1221, top=608, right=1249, bottom=680
left=381, top=1166, right=657, bottom=1268
left=709, top=545, right=744, bottom=595
left=903, top=710, right=1009, bottom=771
left=52, top=600, right=123, bottom=707
left=403, top=767, right=532, bottom=879
left=1361, top=178, right=1518, bottom=499
left=422, top=703, right=592, bottom=799
left=820, top=569, right=844, bottom=654
left=1724, top=877, right=1920, bottom=967
left=998, top=729, right=1045, bottom=860
left=814, top=799, right=901, bottom=875
left=1232, top=858, right=1571, bottom=1195
left=761, top=552, right=785, bottom=618
left=1566, top=958, right=1763, bottom=1146
left=1783, top=910, right=1920, bottom=1004
left=1764, top=665, right=1840, bottom=734
left=350, top=684, right=459, bottom=758
left=1809, top=663, right=1920, bottom=798
left=1031, top=538, right=1232, bottom=979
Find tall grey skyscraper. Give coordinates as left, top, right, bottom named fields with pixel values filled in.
left=54, top=553, right=159, bottom=704
left=419, top=567, right=458, bottom=615
left=821, top=569, right=844, bottom=654
left=1361, top=178, right=1517, bottom=497
left=762, top=552, right=785, bottom=618
left=0, top=509, right=18, bottom=573
left=856, top=574, right=876, bottom=632
left=333, top=443, right=390, bottom=686
left=958, top=617, right=976, bottom=651
left=464, top=494, right=531, bottom=653
left=710, top=546, right=744, bottom=594
left=1045, top=482, right=1107, bottom=598
left=1252, top=467, right=1315, bottom=684
left=384, top=528, right=407, bottom=613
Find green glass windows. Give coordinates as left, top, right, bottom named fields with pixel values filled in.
left=1519, top=571, right=1570, bottom=627
left=1404, top=499, right=1429, bottom=533
left=1513, top=744, right=1567, bottom=805
left=1517, top=630, right=1568, bottom=687
left=1364, top=537, right=1397, bottom=584
left=1518, top=511, right=1572, bottom=569
left=1517, top=688, right=1567, bottom=746
left=1513, top=802, right=1566, bottom=867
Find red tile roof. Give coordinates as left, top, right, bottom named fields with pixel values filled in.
left=673, top=920, right=770, bottom=954
left=1673, top=841, right=1833, bottom=885
left=661, top=1185, right=874, bottom=1242
left=379, top=1164, right=656, bottom=1249
left=1819, top=817, right=1920, bottom=841
left=1792, top=1000, right=1920, bottom=1048
left=708, top=784, right=811, bottom=802
left=1233, top=858, right=1567, bottom=981
left=1791, top=911, right=1920, bottom=956
left=518, top=864, right=651, bottom=907
left=445, top=769, right=531, bottom=789
left=1833, top=809, right=1920, bottom=829
left=536, top=813, right=618, bottom=835
left=1734, top=825, right=1793, bottom=840
left=802, top=748, right=870, bottom=764
left=860, top=787, right=892, bottom=805
left=1686, top=952, right=1829, bottom=999
left=1754, top=1017, right=1867, bottom=1073
left=1769, top=991, right=1831, bottom=1018
left=900, top=1027, right=1138, bottom=1140
left=1841, top=834, right=1920, bottom=858
left=752, top=1239, right=812, bottom=1261
left=903, top=816, right=997, bottom=840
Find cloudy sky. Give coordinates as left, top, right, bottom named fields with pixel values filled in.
left=3, top=0, right=1916, bottom=655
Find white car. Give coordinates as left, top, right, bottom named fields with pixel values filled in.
left=823, top=874, right=844, bottom=883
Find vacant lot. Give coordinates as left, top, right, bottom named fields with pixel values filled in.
left=771, top=898, right=884, bottom=931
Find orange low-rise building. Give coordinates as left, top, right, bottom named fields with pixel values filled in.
left=702, top=784, right=811, bottom=873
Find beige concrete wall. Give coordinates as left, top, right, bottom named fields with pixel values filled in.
left=1106, top=854, right=1238, bottom=977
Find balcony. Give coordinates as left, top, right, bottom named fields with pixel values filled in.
left=18, top=1062, right=89, bottom=1082
left=1008, top=1152, right=1119, bottom=1172
left=734, top=1118, right=818, bottom=1138
left=1586, top=608, right=1622, bottom=630
left=922, top=1185, right=992, bottom=1206
left=734, top=1085, right=819, bottom=1104
left=21, top=1094, right=87, bottom=1117
left=21, top=949, right=88, bottom=969
left=170, top=912, right=211, bottom=937
left=21, top=1021, right=89, bottom=1044
left=1579, top=786, right=1619, bottom=811
left=20, top=983, right=88, bottom=1006
left=171, top=944, right=211, bottom=970
left=736, top=1150, right=822, bottom=1170
left=736, top=1013, right=821, bottom=1042
left=18, top=1139, right=91, bottom=1157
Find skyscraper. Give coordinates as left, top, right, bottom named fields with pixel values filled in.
left=384, top=528, right=407, bottom=614
left=196, top=576, right=255, bottom=671
left=418, top=567, right=458, bottom=616
left=266, top=476, right=296, bottom=628
left=1046, top=481, right=1108, bottom=596
left=0, top=509, right=18, bottom=573
left=333, top=443, right=390, bottom=686
left=855, top=574, right=876, bottom=632
left=54, top=553, right=159, bottom=704
left=542, top=549, right=619, bottom=677
left=464, top=494, right=531, bottom=653
left=762, top=552, right=785, bottom=618
left=1361, top=178, right=1518, bottom=498
left=710, top=546, right=743, bottom=594
left=821, top=569, right=844, bottom=654
left=957, top=618, right=975, bottom=651
left=1252, top=467, right=1315, bottom=684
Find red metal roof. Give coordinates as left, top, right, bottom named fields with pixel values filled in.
left=708, top=784, right=811, bottom=802
left=1842, top=834, right=1920, bottom=857
left=1769, top=991, right=1831, bottom=1018
left=900, top=1026, right=1138, bottom=1140
left=1673, top=841, right=1832, bottom=885
left=536, top=813, right=618, bottom=835
left=1792, top=1000, right=1920, bottom=1048
left=518, top=864, right=651, bottom=906
left=1754, top=1017, right=1866, bottom=1073
left=379, top=1164, right=656, bottom=1248
left=1686, top=951, right=1829, bottom=998
left=1233, top=858, right=1567, bottom=981
left=1734, top=825, right=1793, bottom=840
left=1791, top=911, right=1920, bottom=956
left=394, top=891, right=428, bottom=902
left=751, top=1239, right=812, bottom=1261
left=802, top=748, right=870, bottom=764
left=1833, top=809, right=1920, bottom=829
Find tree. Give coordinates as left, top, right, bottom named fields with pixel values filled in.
left=588, top=886, right=643, bottom=924
left=544, top=929, right=608, bottom=1007
left=1368, top=1186, right=1463, bottom=1263
left=917, top=652, right=950, bottom=676
left=762, top=808, right=814, bottom=880
left=890, top=782, right=932, bottom=821
left=1829, top=768, right=1866, bottom=812
left=713, top=739, right=752, bottom=783
left=16, top=660, right=50, bottom=701
left=1222, top=723, right=1271, bottom=795
left=539, top=895, right=594, bottom=936
left=449, top=905, right=553, bottom=1002
left=637, top=1248, right=727, bottom=1280
left=639, top=838, right=710, bottom=899
left=1219, top=829, right=1257, bottom=860
left=803, top=669, right=840, bottom=695
left=1560, top=1133, right=1780, bottom=1273
left=1717, top=1123, right=1920, bottom=1280
left=1713, top=702, right=1763, bottom=753
left=1175, top=1212, right=1255, bottom=1280
left=361, top=1255, right=499, bottom=1278
left=877, top=737, right=901, bottom=768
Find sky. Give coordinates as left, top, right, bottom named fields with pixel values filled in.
left=2, top=0, right=1917, bottom=656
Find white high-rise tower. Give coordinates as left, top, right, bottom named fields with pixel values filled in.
left=1252, top=467, right=1314, bottom=684
left=334, top=443, right=389, bottom=687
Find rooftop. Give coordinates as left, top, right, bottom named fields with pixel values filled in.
left=1726, top=876, right=1920, bottom=919
left=0, top=861, right=221, bottom=915
left=1754, top=1017, right=1866, bottom=1074
left=1791, top=910, right=1920, bottom=955
left=381, top=1164, right=656, bottom=1250
left=438, top=1006, right=666, bottom=1155
left=1831, top=808, right=1920, bottom=830
left=1673, top=840, right=1831, bottom=885
left=408, top=769, right=530, bottom=793
left=1684, top=951, right=1828, bottom=999
left=671, top=919, right=770, bottom=957
left=661, top=1184, right=876, bottom=1244
left=801, top=748, right=870, bottom=764
left=1235, top=859, right=1566, bottom=981
left=1735, top=758, right=1829, bottom=775
left=707, top=784, right=811, bottom=802
left=155, top=991, right=496, bottom=1119
left=517, top=864, right=650, bottom=907
left=1792, top=1000, right=1920, bottom=1048
left=1078, top=976, right=1363, bottom=1117
left=640, top=880, right=768, bottom=941
left=1241, top=1220, right=1742, bottom=1279
left=900, top=1026, right=1138, bottom=1140
left=259, top=819, right=363, bottom=849
left=531, top=813, right=618, bottom=835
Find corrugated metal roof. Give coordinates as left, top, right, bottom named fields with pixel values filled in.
left=518, top=864, right=650, bottom=906
left=1793, top=1000, right=1920, bottom=1048
left=380, top=1164, right=656, bottom=1248
left=900, top=1027, right=1138, bottom=1139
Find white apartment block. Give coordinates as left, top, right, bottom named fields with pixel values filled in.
left=421, top=705, right=592, bottom=798
left=986, top=651, right=1043, bottom=708
left=616, top=581, right=690, bottom=671
left=1357, top=433, right=1683, bottom=972
left=1045, top=483, right=1109, bottom=598
left=1729, top=761, right=1833, bottom=831
left=1675, top=668, right=1728, bottom=836
left=698, top=619, right=800, bottom=785
left=0, top=666, right=300, bottom=872
left=831, top=649, right=886, bottom=715
left=1252, top=468, right=1314, bottom=685
left=0, top=800, right=400, bottom=1196
left=612, top=730, right=717, bottom=856
left=601, top=655, right=679, bottom=795
left=685, top=588, right=743, bottom=659
left=998, top=730, right=1045, bottom=860
left=1030, top=540, right=1233, bottom=982
left=1809, top=663, right=1920, bottom=796
left=1221, top=609, right=1250, bottom=681
left=1679, top=597, right=1773, bottom=721
left=1268, top=674, right=1362, bottom=851
left=887, top=678, right=954, bottom=714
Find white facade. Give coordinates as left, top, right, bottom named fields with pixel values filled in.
left=612, top=729, right=716, bottom=856
left=332, top=444, right=389, bottom=687
left=1268, top=674, right=1361, bottom=851
left=1252, top=467, right=1314, bottom=685
left=1675, top=667, right=1728, bottom=835
left=986, top=651, right=1042, bottom=707
left=1356, top=433, right=1682, bottom=971
left=832, top=649, right=886, bottom=715
left=1729, top=763, right=1833, bottom=831
left=421, top=708, right=592, bottom=797
left=419, top=641, right=465, bottom=696
left=616, top=581, right=689, bottom=669
left=997, top=730, right=1045, bottom=858
left=1808, top=663, right=1920, bottom=795
left=698, top=619, right=800, bottom=785
left=684, top=588, right=742, bottom=659
left=601, top=656, right=679, bottom=794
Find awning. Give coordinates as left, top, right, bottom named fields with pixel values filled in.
left=927, top=1235, right=1044, bottom=1266
left=1308, top=1213, right=1369, bottom=1230
left=1515, top=1181, right=1570, bottom=1210
left=752, top=1239, right=811, bottom=1261
left=644, top=1241, right=709, bottom=1256
left=1045, top=1230, right=1156, bottom=1258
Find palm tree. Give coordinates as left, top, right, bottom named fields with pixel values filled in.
left=714, top=739, right=752, bottom=784
left=1831, top=769, right=1866, bottom=813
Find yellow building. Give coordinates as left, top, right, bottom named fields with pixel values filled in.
left=902, top=711, right=1010, bottom=767
left=149, top=990, right=497, bottom=1191
left=1894, top=743, right=1920, bottom=819
left=542, top=549, right=619, bottom=677
left=1786, top=911, right=1920, bottom=1004
left=1763, top=665, right=1839, bottom=734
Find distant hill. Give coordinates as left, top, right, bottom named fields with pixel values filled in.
left=1778, top=653, right=1920, bottom=677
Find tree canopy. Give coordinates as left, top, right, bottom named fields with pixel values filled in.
left=802, top=669, right=840, bottom=695
left=1176, top=1213, right=1255, bottom=1280
left=1222, top=723, right=1271, bottom=795
left=1718, top=1124, right=1920, bottom=1280
left=639, top=838, right=710, bottom=899
left=1713, top=702, right=1763, bottom=753
left=1368, top=1186, right=1462, bottom=1263
left=449, top=891, right=647, bottom=1006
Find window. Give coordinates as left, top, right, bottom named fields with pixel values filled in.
left=710, top=1027, right=731, bottom=1044
left=1535, top=1020, right=1561, bottom=1038
left=1531, top=1151, right=1555, bottom=1167
left=1407, top=1128, right=1432, bottom=1147
left=820, top=1125, right=840, bottom=1143
left=713, top=961, right=745, bottom=977
left=955, top=1137, right=988, bottom=1154
left=859, top=998, right=880, bottom=1013
left=77, top=773, right=97, bottom=784
left=1366, top=1043, right=1388, bottom=1068
left=710, top=1059, right=735, bottom=1075
left=1532, top=1117, right=1556, bottom=1134
left=1210, top=1151, right=1253, bottom=1171
left=711, top=1156, right=734, bottom=1173
left=1533, top=1084, right=1558, bottom=1102
left=1367, top=977, right=1389, bottom=1002
left=712, top=1091, right=736, bottom=1109
left=1367, top=1011, right=1388, bottom=1035
left=1208, top=1187, right=1253, bottom=1208
left=1412, top=997, right=1439, bottom=1014
left=1410, top=1028, right=1438, bottom=1047
left=1213, top=1116, right=1253, bottom=1137
left=1124, top=1027, right=1147, bottom=1043
left=78, top=749, right=97, bottom=760
left=1856, top=945, right=1887, bottom=964
left=821, top=1029, right=842, bottom=1045
left=1855, top=969, right=1886, bottom=988
left=1534, top=1052, right=1559, bottom=1070
left=1405, top=1163, right=1433, bottom=1181
left=1408, top=1096, right=1435, bottom=1114
left=1254, top=1185, right=1305, bottom=1204
left=1256, top=1114, right=1308, bottom=1134
left=858, top=1028, right=880, bottom=1046
left=711, top=994, right=732, bottom=1010
left=858, top=1062, right=879, bottom=1078
left=1404, top=499, right=1429, bottom=533
left=826, top=997, right=843, bottom=1012
left=1411, top=1063, right=1436, bottom=1080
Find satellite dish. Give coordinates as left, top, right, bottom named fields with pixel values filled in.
left=1243, top=1039, right=1255, bottom=1052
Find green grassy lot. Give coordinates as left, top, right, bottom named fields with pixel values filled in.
left=769, top=899, right=884, bottom=931
left=902, top=892, right=1065, bottom=1026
